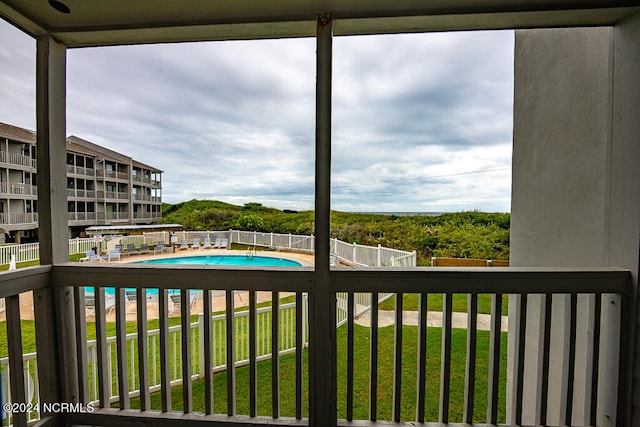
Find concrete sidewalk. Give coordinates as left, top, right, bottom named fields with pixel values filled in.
left=354, top=309, right=509, bottom=331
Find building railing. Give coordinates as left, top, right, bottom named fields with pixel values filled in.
left=132, top=175, right=152, bottom=184
left=0, top=150, right=37, bottom=169
left=0, top=212, right=38, bottom=226
left=132, top=212, right=161, bottom=220
left=133, top=194, right=151, bottom=202
left=0, top=264, right=632, bottom=427
left=68, top=189, right=97, bottom=198
left=67, top=165, right=96, bottom=176
left=0, top=182, right=37, bottom=197
left=68, top=212, right=97, bottom=222
left=96, top=212, right=130, bottom=221
left=96, top=191, right=128, bottom=201
left=97, top=170, right=127, bottom=181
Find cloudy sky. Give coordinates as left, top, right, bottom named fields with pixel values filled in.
left=0, top=19, right=513, bottom=213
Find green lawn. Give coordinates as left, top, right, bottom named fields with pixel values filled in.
left=126, top=323, right=507, bottom=423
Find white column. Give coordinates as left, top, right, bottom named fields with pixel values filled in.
left=34, top=34, right=80, bottom=408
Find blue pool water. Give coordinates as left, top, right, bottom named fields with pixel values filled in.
left=134, top=255, right=301, bottom=267
left=86, top=255, right=301, bottom=295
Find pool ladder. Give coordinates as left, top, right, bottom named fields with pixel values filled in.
left=246, top=246, right=256, bottom=258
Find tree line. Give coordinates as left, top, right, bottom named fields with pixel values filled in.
left=161, top=200, right=510, bottom=266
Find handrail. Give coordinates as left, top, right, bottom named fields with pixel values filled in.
left=330, top=267, right=631, bottom=294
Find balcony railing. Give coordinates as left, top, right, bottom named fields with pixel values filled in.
left=96, top=191, right=128, bottom=201
left=68, top=212, right=97, bottom=222
left=67, top=165, right=96, bottom=176
left=0, top=266, right=630, bottom=427
left=96, top=212, right=131, bottom=221
left=132, top=193, right=150, bottom=201
left=0, top=151, right=37, bottom=169
left=0, top=212, right=38, bottom=225
left=132, top=175, right=152, bottom=184
left=97, top=170, right=125, bottom=180
left=132, top=211, right=161, bottom=220
left=0, top=182, right=37, bottom=197
left=68, top=189, right=96, bottom=199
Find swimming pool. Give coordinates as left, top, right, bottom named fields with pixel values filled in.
left=86, top=255, right=301, bottom=295
left=134, top=255, right=302, bottom=267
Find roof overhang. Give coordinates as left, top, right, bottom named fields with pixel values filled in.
left=1, top=1, right=639, bottom=48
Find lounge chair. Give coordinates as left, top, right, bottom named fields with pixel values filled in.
left=192, top=238, right=201, bottom=250
left=168, top=291, right=198, bottom=315
left=85, top=293, right=115, bottom=317
left=124, top=244, right=139, bottom=256
left=154, top=242, right=166, bottom=254
left=168, top=293, right=182, bottom=315
left=213, top=238, right=228, bottom=249
left=85, top=250, right=106, bottom=263
left=125, top=289, right=137, bottom=314
left=85, top=294, right=95, bottom=317
left=178, top=239, right=189, bottom=250
left=330, top=253, right=339, bottom=266
left=139, top=243, right=150, bottom=255
left=107, top=248, right=121, bottom=262
left=202, top=237, right=212, bottom=249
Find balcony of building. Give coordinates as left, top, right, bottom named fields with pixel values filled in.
left=67, top=188, right=97, bottom=199
left=96, top=191, right=130, bottom=203
left=67, top=211, right=97, bottom=223
left=0, top=150, right=37, bottom=170
left=0, top=212, right=38, bottom=227
left=0, top=1, right=639, bottom=427
left=66, top=164, right=96, bottom=177
left=0, top=183, right=37, bottom=198
left=0, top=263, right=632, bottom=427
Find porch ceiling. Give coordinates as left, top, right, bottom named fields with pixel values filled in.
left=0, top=0, right=639, bottom=47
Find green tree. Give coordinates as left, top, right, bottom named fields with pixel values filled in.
left=236, top=214, right=265, bottom=231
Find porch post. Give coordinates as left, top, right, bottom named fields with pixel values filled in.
left=310, top=13, right=336, bottom=427
left=34, top=34, right=79, bottom=407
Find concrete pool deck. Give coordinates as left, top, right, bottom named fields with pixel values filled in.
left=1, top=248, right=314, bottom=322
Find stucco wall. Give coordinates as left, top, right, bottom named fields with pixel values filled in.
left=511, top=28, right=612, bottom=268
left=611, top=10, right=640, bottom=426
left=511, top=27, right=617, bottom=426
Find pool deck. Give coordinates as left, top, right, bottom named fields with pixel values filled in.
left=1, top=249, right=314, bottom=322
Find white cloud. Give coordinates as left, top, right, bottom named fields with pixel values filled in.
left=0, top=19, right=513, bottom=212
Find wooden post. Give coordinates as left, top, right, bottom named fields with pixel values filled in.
left=310, top=12, right=336, bottom=427
left=34, top=34, right=79, bottom=409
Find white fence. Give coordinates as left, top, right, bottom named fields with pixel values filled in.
left=1, top=288, right=397, bottom=421
left=0, top=230, right=417, bottom=268
left=84, top=299, right=307, bottom=404
left=0, top=299, right=307, bottom=421
left=335, top=292, right=394, bottom=327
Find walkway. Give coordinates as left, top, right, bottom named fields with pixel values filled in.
left=355, top=309, right=509, bottom=331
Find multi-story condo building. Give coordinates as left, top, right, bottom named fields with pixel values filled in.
left=0, top=122, right=162, bottom=242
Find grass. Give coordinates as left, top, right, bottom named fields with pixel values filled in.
left=125, top=323, right=508, bottom=423
left=378, top=293, right=509, bottom=316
